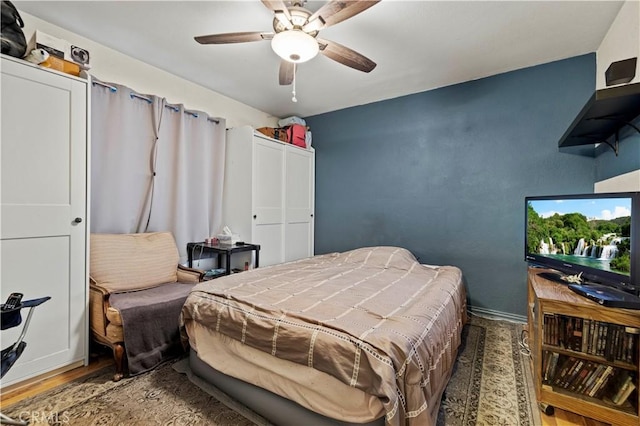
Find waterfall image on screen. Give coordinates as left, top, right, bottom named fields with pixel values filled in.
left=526, top=198, right=632, bottom=276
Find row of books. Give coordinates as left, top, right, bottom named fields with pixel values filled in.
left=543, top=314, right=639, bottom=363
left=542, top=351, right=637, bottom=405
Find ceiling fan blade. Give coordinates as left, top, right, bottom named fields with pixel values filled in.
left=261, top=0, right=291, bottom=17
left=304, top=0, right=380, bottom=32
left=279, top=60, right=295, bottom=85
left=194, top=32, right=273, bottom=45
left=262, top=0, right=293, bottom=29
left=318, top=38, right=376, bottom=73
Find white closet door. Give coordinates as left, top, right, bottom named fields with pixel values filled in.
left=1, top=58, right=87, bottom=385
left=284, top=146, right=314, bottom=262
left=252, top=137, right=285, bottom=266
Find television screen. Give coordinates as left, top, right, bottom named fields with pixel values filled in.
left=525, top=192, right=639, bottom=295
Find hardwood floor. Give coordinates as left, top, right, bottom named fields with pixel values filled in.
left=1, top=355, right=608, bottom=425
left=541, top=409, right=610, bottom=426
left=0, top=354, right=112, bottom=408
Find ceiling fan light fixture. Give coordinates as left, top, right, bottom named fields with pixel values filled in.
left=271, top=30, right=319, bottom=63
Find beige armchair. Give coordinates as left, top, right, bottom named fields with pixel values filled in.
left=89, top=232, right=203, bottom=381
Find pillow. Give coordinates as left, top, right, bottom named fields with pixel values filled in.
left=90, top=232, right=179, bottom=293
left=334, top=246, right=418, bottom=271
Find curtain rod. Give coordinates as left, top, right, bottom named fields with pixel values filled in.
left=93, top=84, right=220, bottom=124
left=130, top=92, right=152, bottom=103
left=92, top=81, right=117, bottom=92
left=164, top=103, right=220, bottom=124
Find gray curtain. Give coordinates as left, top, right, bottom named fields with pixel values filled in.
left=147, top=103, right=226, bottom=261
left=90, top=83, right=158, bottom=233
left=91, top=81, right=226, bottom=261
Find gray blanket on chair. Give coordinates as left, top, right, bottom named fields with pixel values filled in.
left=109, top=282, right=194, bottom=375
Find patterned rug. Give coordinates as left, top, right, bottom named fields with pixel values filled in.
left=437, top=315, right=540, bottom=426
left=3, top=315, right=540, bottom=425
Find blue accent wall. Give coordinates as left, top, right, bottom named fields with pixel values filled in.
left=306, top=54, right=598, bottom=317
left=595, top=116, right=640, bottom=182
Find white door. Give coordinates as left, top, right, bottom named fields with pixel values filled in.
left=284, top=146, right=314, bottom=262
left=1, top=58, right=87, bottom=385
left=252, top=137, right=285, bottom=266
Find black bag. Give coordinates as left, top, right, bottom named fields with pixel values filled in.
left=1, top=0, right=27, bottom=58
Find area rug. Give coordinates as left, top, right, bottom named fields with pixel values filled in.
left=3, top=315, right=540, bottom=425
left=437, top=315, right=540, bottom=426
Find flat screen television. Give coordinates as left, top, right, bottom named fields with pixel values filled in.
left=525, top=192, right=640, bottom=296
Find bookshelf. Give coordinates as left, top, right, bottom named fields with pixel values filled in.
left=528, top=268, right=639, bottom=425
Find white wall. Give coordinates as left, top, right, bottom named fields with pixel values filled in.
left=594, top=0, right=640, bottom=194
left=19, top=11, right=279, bottom=129
left=595, top=170, right=640, bottom=193
left=596, top=0, right=640, bottom=90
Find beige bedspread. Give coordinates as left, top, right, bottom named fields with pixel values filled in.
left=181, top=246, right=466, bottom=426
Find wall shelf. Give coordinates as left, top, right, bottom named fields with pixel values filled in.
left=558, top=82, right=640, bottom=156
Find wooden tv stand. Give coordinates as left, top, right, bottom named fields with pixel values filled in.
left=527, top=268, right=640, bottom=425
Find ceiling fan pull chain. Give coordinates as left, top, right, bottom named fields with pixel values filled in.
left=292, top=63, right=298, bottom=103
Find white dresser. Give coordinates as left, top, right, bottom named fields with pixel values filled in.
left=1, top=55, right=89, bottom=386
left=223, top=126, right=315, bottom=266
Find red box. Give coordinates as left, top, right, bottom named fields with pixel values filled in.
left=286, top=124, right=306, bottom=148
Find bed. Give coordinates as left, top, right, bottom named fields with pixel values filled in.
left=180, top=246, right=467, bottom=426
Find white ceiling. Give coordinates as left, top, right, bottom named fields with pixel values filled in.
left=15, top=1, right=624, bottom=118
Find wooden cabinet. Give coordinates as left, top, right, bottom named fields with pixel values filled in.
left=223, top=126, right=314, bottom=266
left=1, top=55, right=89, bottom=386
left=528, top=268, right=639, bottom=425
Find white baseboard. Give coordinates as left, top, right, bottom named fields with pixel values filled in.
left=468, top=306, right=527, bottom=324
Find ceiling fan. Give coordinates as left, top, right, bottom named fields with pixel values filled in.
left=194, top=0, right=379, bottom=87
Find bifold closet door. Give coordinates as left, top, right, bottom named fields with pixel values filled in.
left=1, top=57, right=88, bottom=385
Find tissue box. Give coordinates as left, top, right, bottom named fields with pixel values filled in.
left=216, top=234, right=239, bottom=246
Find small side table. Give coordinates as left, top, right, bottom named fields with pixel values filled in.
left=186, top=242, right=260, bottom=276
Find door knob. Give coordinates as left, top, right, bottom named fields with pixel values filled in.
left=74, top=217, right=83, bottom=223
left=253, top=215, right=257, bottom=219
